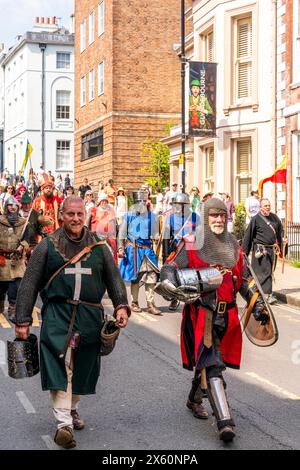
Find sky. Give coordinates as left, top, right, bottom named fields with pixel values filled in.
left=0, top=0, right=74, bottom=49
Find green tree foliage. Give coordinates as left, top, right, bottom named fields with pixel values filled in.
left=140, top=138, right=170, bottom=191
left=233, top=202, right=247, bottom=241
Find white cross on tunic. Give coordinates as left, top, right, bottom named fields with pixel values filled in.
left=65, top=262, right=92, bottom=301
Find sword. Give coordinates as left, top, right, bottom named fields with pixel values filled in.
left=133, top=239, right=137, bottom=277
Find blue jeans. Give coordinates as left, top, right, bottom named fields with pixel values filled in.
left=0, top=278, right=22, bottom=304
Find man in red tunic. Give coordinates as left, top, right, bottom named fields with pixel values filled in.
left=32, top=173, right=59, bottom=240
left=156, top=198, right=268, bottom=442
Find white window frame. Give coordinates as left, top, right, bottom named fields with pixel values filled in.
left=89, top=11, right=95, bottom=45
left=80, top=76, right=86, bottom=107
left=56, top=52, right=71, bottom=69
left=233, top=15, right=253, bottom=105
left=56, top=90, right=71, bottom=120
left=98, top=61, right=104, bottom=95
left=293, top=133, right=300, bottom=222
left=89, top=69, right=94, bottom=102
left=293, top=0, right=300, bottom=84
left=98, top=1, right=104, bottom=36
left=201, top=29, right=214, bottom=62
left=80, top=19, right=86, bottom=52
left=56, top=140, right=71, bottom=171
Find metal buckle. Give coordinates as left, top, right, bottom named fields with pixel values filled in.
left=217, top=301, right=227, bottom=315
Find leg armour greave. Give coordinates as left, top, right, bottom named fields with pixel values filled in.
left=207, top=377, right=234, bottom=430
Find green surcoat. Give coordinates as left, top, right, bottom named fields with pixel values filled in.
left=39, top=237, right=109, bottom=394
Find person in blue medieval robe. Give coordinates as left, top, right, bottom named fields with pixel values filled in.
left=14, top=196, right=130, bottom=449
left=118, top=190, right=161, bottom=315
left=161, top=192, right=199, bottom=311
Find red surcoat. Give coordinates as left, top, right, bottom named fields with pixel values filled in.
left=32, top=195, right=59, bottom=236
left=173, top=237, right=244, bottom=371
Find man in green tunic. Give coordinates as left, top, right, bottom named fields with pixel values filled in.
left=14, top=197, right=130, bottom=449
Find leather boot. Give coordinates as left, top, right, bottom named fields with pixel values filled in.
left=186, top=399, right=209, bottom=419
left=7, top=303, right=16, bottom=321
left=169, top=299, right=180, bottom=311
left=219, top=425, right=235, bottom=442
left=54, top=426, right=76, bottom=449
left=71, top=409, right=85, bottom=430
left=131, top=302, right=142, bottom=313
left=147, top=302, right=162, bottom=316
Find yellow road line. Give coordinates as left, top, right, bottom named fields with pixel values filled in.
left=132, top=310, right=158, bottom=323
left=32, top=307, right=41, bottom=327
left=131, top=315, right=146, bottom=325
left=245, top=372, right=300, bottom=400
left=0, top=314, right=11, bottom=329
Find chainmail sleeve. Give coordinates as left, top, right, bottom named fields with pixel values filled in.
left=160, top=243, right=189, bottom=285
left=101, top=243, right=130, bottom=315
left=14, top=238, right=49, bottom=325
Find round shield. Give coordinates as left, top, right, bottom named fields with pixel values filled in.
left=240, top=303, right=279, bottom=347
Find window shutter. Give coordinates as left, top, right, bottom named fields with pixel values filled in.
left=204, top=146, right=214, bottom=192
left=237, top=140, right=252, bottom=202
left=236, top=17, right=252, bottom=99
left=207, top=31, right=214, bottom=62
left=237, top=140, right=251, bottom=173
left=208, top=147, right=214, bottom=177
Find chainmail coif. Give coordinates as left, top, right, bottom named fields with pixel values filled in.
left=197, top=198, right=240, bottom=269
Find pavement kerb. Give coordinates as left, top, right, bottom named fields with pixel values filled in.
left=274, top=290, right=300, bottom=308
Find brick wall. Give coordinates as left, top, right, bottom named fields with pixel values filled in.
left=281, top=0, right=300, bottom=220
left=74, top=0, right=181, bottom=190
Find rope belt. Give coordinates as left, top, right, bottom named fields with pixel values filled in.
left=256, top=243, right=280, bottom=277
left=48, top=298, right=103, bottom=359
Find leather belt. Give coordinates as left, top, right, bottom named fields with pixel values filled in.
left=216, top=300, right=236, bottom=315
left=47, top=298, right=104, bottom=358
left=203, top=301, right=237, bottom=349
left=126, top=240, right=152, bottom=249
left=0, top=250, right=21, bottom=260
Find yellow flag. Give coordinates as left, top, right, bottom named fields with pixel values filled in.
left=20, top=140, right=33, bottom=174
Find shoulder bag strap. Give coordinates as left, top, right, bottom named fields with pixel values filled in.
left=257, top=213, right=277, bottom=237
left=45, top=240, right=106, bottom=290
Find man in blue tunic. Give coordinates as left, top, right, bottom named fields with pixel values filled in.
left=161, top=193, right=199, bottom=311
left=14, top=196, right=130, bottom=449
left=118, top=191, right=161, bottom=315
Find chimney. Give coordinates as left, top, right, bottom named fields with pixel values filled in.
left=41, top=17, right=44, bottom=24
left=52, top=16, right=56, bottom=25
left=70, top=13, right=75, bottom=34
left=46, top=17, right=50, bottom=24
left=36, top=17, right=39, bottom=24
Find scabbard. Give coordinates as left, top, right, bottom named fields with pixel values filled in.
left=133, top=240, right=137, bottom=277
left=203, top=309, right=213, bottom=348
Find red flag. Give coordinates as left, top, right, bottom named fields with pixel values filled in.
left=258, top=156, right=287, bottom=197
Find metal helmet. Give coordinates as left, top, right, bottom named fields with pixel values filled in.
left=7, top=334, right=39, bottom=379
left=4, top=196, right=19, bottom=213
left=171, top=193, right=190, bottom=205
left=132, top=191, right=148, bottom=204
